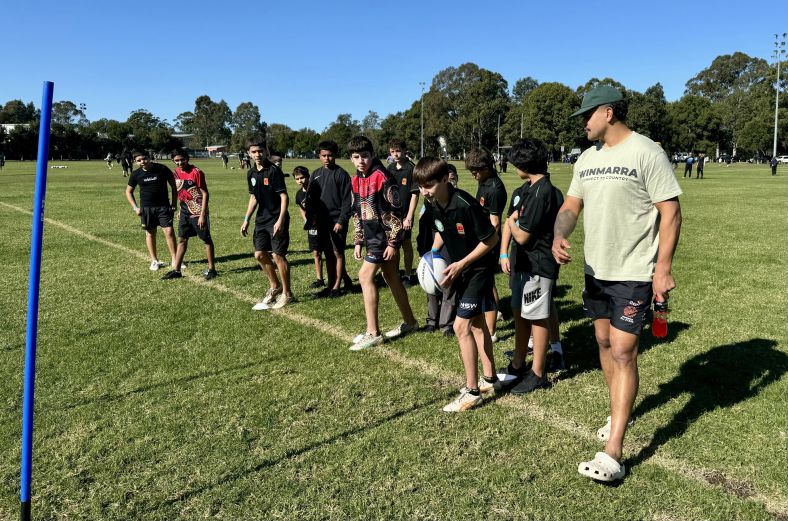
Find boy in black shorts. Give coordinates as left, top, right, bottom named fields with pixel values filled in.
left=466, top=148, right=507, bottom=342
left=387, top=138, right=419, bottom=285
left=125, top=150, right=178, bottom=271
left=161, top=149, right=217, bottom=281
left=348, top=136, right=418, bottom=351
left=293, top=166, right=324, bottom=288
left=240, top=136, right=292, bottom=310
left=311, top=140, right=354, bottom=297
left=415, top=157, right=500, bottom=412
left=499, top=139, right=564, bottom=393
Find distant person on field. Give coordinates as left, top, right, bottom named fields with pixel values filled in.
left=0, top=152, right=5, bottom=170
left=241, top=136, right=293, bottom=310
left=498, top=138, right=565, bottom=395
left=771, top=156, right=778, bottom=176
left=221, top=152, right=229, bottom=169
left=683, top=154, right=694, bottom=178
left=415, top=157, right=500, bottom=412
left=696, top=153, right=705, bottom=179
left=293, top=166, right=325, bottom=288
left=466, top=148, right=506, bottom=342
left=161, top=148, right=217, bottom=281
left=310, top=140, right=354, bottom=297
left=553, top=85, right=682, bottom=483
left=347, top=136, right=418, bottom=351
left=387, top=138, right=419, bottom=286
left=105, top=152, right=114, bottom=170
left=120, top=154, right=133, bottom=177
left=125, top=150, right=178, bottom=271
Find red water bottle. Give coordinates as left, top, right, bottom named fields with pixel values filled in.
left=652, top=299, right=668, bottom=338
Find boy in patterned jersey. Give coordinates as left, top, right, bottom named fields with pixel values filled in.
left=347, top=136, right=418, bottom=351
left=161, top=149, right=217, bottom=280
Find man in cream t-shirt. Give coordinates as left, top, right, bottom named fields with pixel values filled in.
left=552, top=85, right=682, bottom=482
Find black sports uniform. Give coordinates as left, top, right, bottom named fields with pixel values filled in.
left=247, top=162, right=290, bottom=255
left=128, top=163, right=175, bottom=230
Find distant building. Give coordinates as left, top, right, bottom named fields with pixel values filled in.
left=1, top=123, right=31, bottom=133
left=206, top=145, right=227, bottom=157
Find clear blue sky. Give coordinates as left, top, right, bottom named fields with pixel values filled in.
left=3, top=0, right=785, bottom=131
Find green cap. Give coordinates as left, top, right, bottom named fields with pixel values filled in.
left=570, top=85, right=624, bottom=118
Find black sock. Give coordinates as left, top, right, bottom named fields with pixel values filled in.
left=468, top=387, right=480, bottom=396
left=482, top=375, right=498, bottom=384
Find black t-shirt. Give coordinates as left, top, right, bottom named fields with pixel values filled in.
left=247, top=163, right=288, bottom=225
left=311, top=165, right=352, bottom=225
left=506, top=182, right=530, bottom=268
left=387, top=161, right=417, bottom=218
left=513, top=175, right=563, bottom=279
left=476, top=174, right=507, bottom=217
left=295, top=187, right=317, bottom=230
left=128, top=163, right=174, bottom=208
left=428, top=186, right=496, bottom=273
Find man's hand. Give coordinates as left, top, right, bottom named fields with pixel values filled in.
left=552, top=236, right=572, bottom=265
left=333, top=222, right=343, bottom=233
left=652, top=270, right=676, bottom=303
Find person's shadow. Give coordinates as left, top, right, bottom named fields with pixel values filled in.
left=628, top=338, right=786, bottom=467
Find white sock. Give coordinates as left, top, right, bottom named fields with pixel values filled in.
left=550, top=342, right=563, bottom=354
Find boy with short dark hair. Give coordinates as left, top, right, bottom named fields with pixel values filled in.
left=240, top=136, right=293, bottom=310
left=466, top=148, right=507, bottom=342
left=293, top=166, right=324, bottom=288
left=415, top=157, right=500, bottom=412
left=347, top=136, right=418, bottom=351
left=125, top=150, right=178, bottom=271
left=387, top=138, right=419, bottom=285
left=161, top=149, right=218, bottom=281
left=447, top=163, right=458, bottom=187
left=499, top=138, right=564, bottom=393
left=311, top=140, right=354, bottom=297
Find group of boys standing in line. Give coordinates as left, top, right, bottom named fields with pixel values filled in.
left=124, top=85, right=683, bottom=483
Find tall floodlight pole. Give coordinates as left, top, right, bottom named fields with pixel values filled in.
left=773, top=33, right=786, bottom=158
left=419, top=81, right=426, bottom=158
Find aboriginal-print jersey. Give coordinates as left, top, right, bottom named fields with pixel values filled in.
left=351, top=161, right=403, bottom=253
left=174, top=166, right=208, bottom=216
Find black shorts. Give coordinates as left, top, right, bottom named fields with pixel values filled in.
left=582, top=274, right=652, bottom=335
left=178, top=212, right=212, bottom=243
left=253, top=216, right=290, bottom=256
left=400, top=229, right=413, bottom=241
left=364, top=250, right=386, bottom=264
left=329, top=226, right=347, bottom=253
left=306, top=228, right=321, bottom=252
left=140, top=206, right=174, bottom=231
left=455, top=267, right=497, bottom=319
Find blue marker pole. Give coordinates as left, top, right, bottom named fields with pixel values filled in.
left=20, top=81, right=54, bottom=521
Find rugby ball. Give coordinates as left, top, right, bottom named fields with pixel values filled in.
left=417, top=251, right=448, bottom=296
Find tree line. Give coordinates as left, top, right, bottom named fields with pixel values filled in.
left=1, top=51, right=785, bottom=161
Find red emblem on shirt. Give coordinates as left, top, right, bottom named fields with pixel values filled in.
left=456, top=223, right=465, bottom=235
left=263, top=177, right=269, bottom=186
left=479, top=197, right=485, bottom=206
left=401, top=177, right=407, bottom=185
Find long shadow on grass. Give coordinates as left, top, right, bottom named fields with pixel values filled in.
left=628, top=338, right=785, bottom=471
left=146, top=396, right=444, bottom=512
left=59, top=358, right=284, bottom=410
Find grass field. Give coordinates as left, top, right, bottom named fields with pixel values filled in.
left=0, top=157, right=786, bottom=520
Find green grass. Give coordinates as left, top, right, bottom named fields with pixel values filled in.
left=0, top=158, right=786, bottom=520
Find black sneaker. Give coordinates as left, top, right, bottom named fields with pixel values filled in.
left=496, top=361, right=528, bottom=391
left=442, top=329, right=455, bottom=338
left=310, top=279, right=325, bottom=289
left=423, top=325, right=437, bottom=333
left=547, top=350, right=566, bottom=372
left=511, top=370, right=550, bottom=395
left=161, top=270, right=182, bottom=280
left=203, top=269, right=218, bottom=281
left=315, top=287, right=332, bottom=298
left=329, top=288, right=344, bottom=298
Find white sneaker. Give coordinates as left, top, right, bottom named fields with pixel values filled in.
left=252, top=301, right=269, bottom=311
left=477, top=377, right=497, bottom=396
left=491, top=333, right=499, bottom=343
left=180, top=261, right=188, bottom=269
left=270, top=292, right=293, bottom=309
left=349, top=333, right=384, bottom=351
left=149, top=261, right=165, bottom=271
left=497, top=311, right=504, bottom=322
left=261, top=286, right=282, bottom=306
left=442, top=387, right=483, bottom=412
left=384, top=321, right=419, bottom=339
left=352, top=333, right=365, bottom=344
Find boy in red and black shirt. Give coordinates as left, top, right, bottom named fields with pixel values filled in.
left=161, top=149, right=217, bottom=280
left=348, top=136, right=418, bottom=351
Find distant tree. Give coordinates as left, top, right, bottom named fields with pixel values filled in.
left=291, top=128, right=320, bottom=157
left=0, top=100, right=38, bottom=124
left=268, top=123, right=295, bottom=157
left=577, top=77, right=627, bottom=97
left=230, top=102, right=266, bottom=151
left=320, top=114, right=361, bottom=156
left=511, top=76, right=539, bottom=105
left=176, top=95, right=231, bottom=149
left=666, top=95, right=720, bottom=154
left=627, top=83, right=670, bottom=143
left=51, top=101, right=85, bottom=127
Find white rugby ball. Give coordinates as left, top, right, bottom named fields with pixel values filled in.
left=417, top=251, right=448, bottom=296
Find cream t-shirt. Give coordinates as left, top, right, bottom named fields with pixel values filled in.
left=567, top=132, right=682, bottom=281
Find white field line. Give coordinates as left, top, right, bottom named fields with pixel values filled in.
left=3, top=200, right=786, bottom=516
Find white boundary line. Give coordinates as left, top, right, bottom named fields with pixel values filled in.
left=3, top=200, right=786, bottom=516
